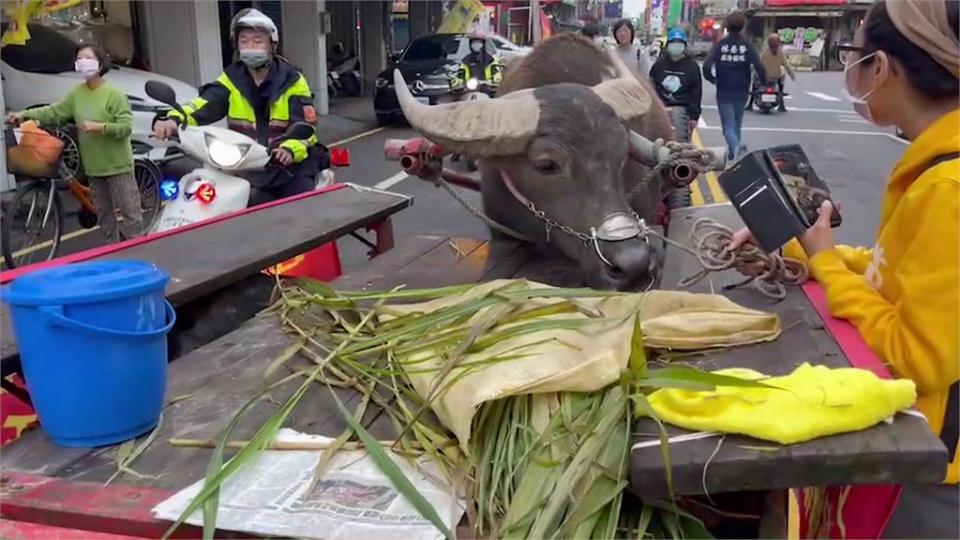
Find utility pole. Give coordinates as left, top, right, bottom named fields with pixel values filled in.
left=531, top=0, right=542, bottom=44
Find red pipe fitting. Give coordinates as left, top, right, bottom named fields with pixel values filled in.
left=668, top=160, right=698, bottom=187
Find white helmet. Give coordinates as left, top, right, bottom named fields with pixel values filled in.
left=230, top=8, right=279, bottom=43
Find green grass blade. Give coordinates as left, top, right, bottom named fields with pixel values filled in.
left=630, top=393, right=676, bottom=503
left=327, top=386, right=453, bottom=539
left=637, top=378, right=717, bottom=392
left=629, top=313, right=648, bottom=382
left=647, top=366, right=779, bottom=389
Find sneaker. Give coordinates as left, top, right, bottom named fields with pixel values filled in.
left=737, top=143, right=749, bottom=158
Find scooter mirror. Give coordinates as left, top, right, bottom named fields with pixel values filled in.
left=145, top=80, right=188, bottom=120
left=145, top=80, right=178, bottom=107
left=285, top=122, right=316, bottom=141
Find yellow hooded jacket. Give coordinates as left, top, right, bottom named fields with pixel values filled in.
left=787, top=109, right=959, bottom=483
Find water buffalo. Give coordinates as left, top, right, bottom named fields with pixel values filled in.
left=394, top=34, right=676, bottom=290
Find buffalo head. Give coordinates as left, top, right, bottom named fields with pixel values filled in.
left=394, top=36, right=669, bottom=290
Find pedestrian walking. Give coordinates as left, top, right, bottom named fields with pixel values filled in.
left=7, top=45, right=141, bottom=242
left=612, top=19, right=651, bottom=81
left=702, top=11, right=766, bottom=161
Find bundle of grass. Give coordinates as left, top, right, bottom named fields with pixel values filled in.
left=163, top=279, right=778, bottom=539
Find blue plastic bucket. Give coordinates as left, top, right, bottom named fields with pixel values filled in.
left=2, top=260, right=174, bottom=447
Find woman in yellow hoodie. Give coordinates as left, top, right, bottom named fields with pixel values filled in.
left=734, top=0, right=958, bottom=536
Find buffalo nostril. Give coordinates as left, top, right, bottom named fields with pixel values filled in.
left=606, top=247, right=651, bottom=279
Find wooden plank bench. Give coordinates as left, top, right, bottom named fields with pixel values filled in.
left=0, top=207, right=947, bottom=536
left=0, top=185, right=412, bottom=401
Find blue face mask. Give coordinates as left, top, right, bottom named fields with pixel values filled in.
left=239, top=48, right=270, bottom=69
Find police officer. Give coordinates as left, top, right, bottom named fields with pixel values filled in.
left=153, top=8, right=322, bottom=205
left=450, top=34, right=502, bottom=91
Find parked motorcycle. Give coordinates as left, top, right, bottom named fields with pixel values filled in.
left=144, top=80, right=340, bottom=234
left=449, top=77, right=497, bottom=172
left=328, top=56, right=362, bottom=98
left=747, top=79, right=785, bottom=114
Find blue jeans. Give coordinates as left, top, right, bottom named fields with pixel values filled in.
left=717, top=97, right=748, bottom=160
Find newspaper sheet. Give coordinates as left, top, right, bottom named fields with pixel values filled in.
left=152, top=429, right=464, bottom=540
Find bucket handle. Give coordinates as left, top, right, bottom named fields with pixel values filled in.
left=40, top=300, right=176, bottom=338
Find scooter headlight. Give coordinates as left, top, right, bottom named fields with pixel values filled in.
left=204, top=134, right=249, bottom=169
left=466, top=78, right=479, bottom=91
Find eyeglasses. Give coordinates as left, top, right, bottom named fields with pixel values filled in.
left=837, top=43, right=865, bottom=66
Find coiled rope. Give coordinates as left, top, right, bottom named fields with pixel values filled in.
left=649, top=218, right=808, bottom=300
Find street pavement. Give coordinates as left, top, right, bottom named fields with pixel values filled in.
left=2, top=70, right=904, bottom=274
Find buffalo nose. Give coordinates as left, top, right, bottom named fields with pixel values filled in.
left=601, top=245, right=652, bottom=289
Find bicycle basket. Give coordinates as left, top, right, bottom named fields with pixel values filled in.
left=5, top=121, right=65, bottom=178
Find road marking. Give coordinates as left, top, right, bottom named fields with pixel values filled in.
left=691, top=130, right=727, bottom=203
left=806, top=91, right=841, bottom=102
left=838, top=118, right=870, bottom=124
left=329, top=126, right=387, bottom=147
left=374, top=171, right=409, bottom=190
left=704, top=105, right=848, bottom=113
left=697, top=117, right=708, bottom=128
left=698, top=125, right=908, bottom=144
left=691, top=178, right=706, bottom=207
left=10, top=225, right=101, bottom=258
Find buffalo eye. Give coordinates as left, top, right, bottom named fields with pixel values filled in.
left=534, top=159, right=562, bottom=175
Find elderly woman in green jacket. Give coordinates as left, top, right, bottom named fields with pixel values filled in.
left=6, top=44, right=141, bottom=241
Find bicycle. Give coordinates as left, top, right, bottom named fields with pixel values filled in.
left=1, top=123, right=164, bottom=269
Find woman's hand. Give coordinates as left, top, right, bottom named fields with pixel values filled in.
left=799, top=201, right=837, bottom=257
left=5, top=112, right=25, bottom=126
left=726, top=227, right=767, bottom=276
left=79, top=120, right=106, bottom=134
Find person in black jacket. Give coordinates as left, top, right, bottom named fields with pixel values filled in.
left=153, top=9, right=321, bottom=206
left=650, top=27, right=702, bottom=137
left=702, top=11, right=767, bottom=160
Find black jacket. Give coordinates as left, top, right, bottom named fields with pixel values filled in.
left=189, top=59, right=313, bottom=147
left=702, top=34, right=767, bottom=102
left=650, top=54, right=703, bottom=121
left=170, top=58, right=322, bottom=190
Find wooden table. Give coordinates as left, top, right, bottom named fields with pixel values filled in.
left=0, top=206, right=948, bottom=537
left=631, top=205, right=947, bottom=497
left=0, top=185, right=411, bottom=400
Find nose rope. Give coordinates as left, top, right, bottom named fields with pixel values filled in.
left=641, top=218, right=808, bottom=301
left=429, top=168, right=653, bottom=268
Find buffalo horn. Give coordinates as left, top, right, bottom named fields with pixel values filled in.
left=393, top=70, right=540, bottom=157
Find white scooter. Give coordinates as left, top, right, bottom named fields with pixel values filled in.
left=450, top=77, right=496, bottom=172
left=144, top=80, right=333, bottom=233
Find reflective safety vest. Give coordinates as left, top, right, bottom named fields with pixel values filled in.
left=451, top=58, right=502, bottom=89
left=170, top=66, right=318, bottom=163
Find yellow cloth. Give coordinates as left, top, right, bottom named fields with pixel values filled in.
left=786, top=109, right=959, bottom=483
left=646, top=363, right=917, bottom=445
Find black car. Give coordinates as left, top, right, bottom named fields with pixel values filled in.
left=374, top=33, right=496, bottom=126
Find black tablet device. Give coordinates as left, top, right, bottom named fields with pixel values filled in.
left=718, top=146, right=841, bottom=253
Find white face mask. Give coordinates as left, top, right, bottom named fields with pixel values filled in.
left=667, top=42, right=685, bottom=58
left=841, top=52, right=892, bottom=127
left=75, top=58, right=100, bottom=79
left=470, top=42, right=483, bottom=53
